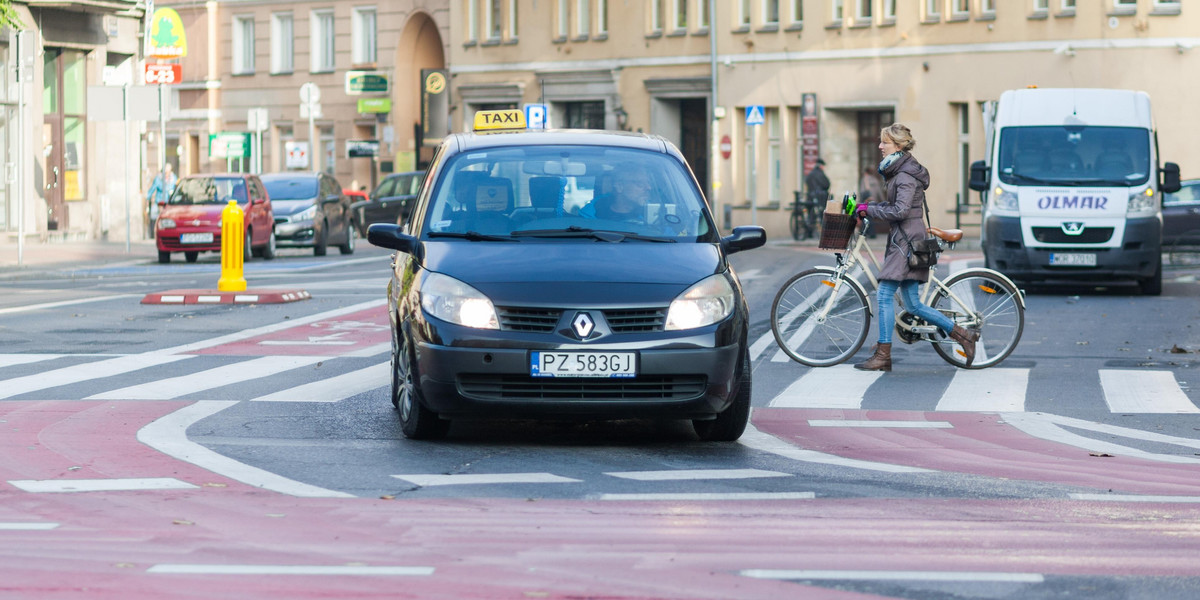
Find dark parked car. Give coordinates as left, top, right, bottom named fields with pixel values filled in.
left=351, top=170, right=425, bottom=236
left=155, top=173, right=275, bottom=263
left=1164, top=178, right=1200, bottom=247
left=366, top=110, right=766, bottom=441
left=261, top=172, right=355, bottom=256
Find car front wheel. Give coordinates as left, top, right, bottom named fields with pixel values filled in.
left=339, top=218, right=355, bottom=255
left=693, top=351, right=751, bottom=442
left=392, top=328, right=450, bottom=440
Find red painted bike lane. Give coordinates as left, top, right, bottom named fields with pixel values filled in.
left=186, top=306, right=391, bottom=357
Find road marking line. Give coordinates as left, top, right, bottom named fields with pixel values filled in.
left=1099, top=370, right=1199, bottom=413
left=137, top=401, right=353, bottom=498
left=1071, top=494, right=1200, bottom=503
left=159, top=299, right=386, bottom=355
left=598, top=492, right=815, bottom=501
left=0, top=294, right=141, bottom=315
left=0, top=522, right=60, bottom=530
left=8, top=478, right=197, bottom=493
left=808, top=420, right=953, bottom=428
left=739, top=422, right=932, bottom=473
left=86, top=355, right=324, bottom=400
left=147, top=565, right=434, bottom=576
left=250, top=362, right=387, bottom=402
left=344, top=342, right=391, bottom=357
left=936, top=368, right=1029, bottom=412
left=0, top=354, right=194, bottom=400
left=0, top=354, right=66, bottom=368
left=769, top=364, right=881, bottom=408
left=391, top=473, right=580, bottom=486
left=1001, top=412, right=1200, bottom=464
left=604, top=468, right=790, bottom=481
left=741, top=569, right=1044, bottom=583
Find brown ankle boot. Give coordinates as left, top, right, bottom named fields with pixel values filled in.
left=854, top=343, right=892, bottom=371
left=949, top=326, right=981, bottom=367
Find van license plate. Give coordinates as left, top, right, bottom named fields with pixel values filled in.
left=180, top=233, right=214, bottom=244
left=530, top=351, right=637, bottom=378
left=1049, top=253, right=1097, bottom=266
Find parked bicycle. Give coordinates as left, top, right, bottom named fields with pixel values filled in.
left=790, top=191, right=823, bottom=241
left=771, top=217, right=1025, bottom=369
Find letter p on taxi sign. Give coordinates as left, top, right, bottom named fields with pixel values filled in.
left=525, top=104, right=548, bottom=129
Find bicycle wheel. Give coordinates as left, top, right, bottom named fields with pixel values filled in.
left=930, top=270, right=1024, bottom=369
left=771, top=268, right=871, bottom=367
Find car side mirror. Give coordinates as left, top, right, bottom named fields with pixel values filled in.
left=367, top=223, right=419, bottom=255
left=721, top=226, right=766, bottom=255
left=1161, top=162, right=1181, bottom=194
left=968, top=160, right=990, bottom=192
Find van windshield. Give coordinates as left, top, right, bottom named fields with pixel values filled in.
left=997, top=126, right=1151, bottom=187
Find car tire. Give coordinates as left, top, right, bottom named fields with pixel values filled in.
left=243, top=230, right=253, bottom=262
left=1141, top=255, right=1163, bottom=296
left=392, top=328, right=450, bottom=440
left=693, top=351, right=752, bottom=442
left=339, top=219, right=355, bottom=255
left=184, top=251, right=199, bottom=263
left=314, top=222, right=328, bottom=257
left=157, top=250, right=171, bottom=264
left=262, top=229, right=277, bottom=260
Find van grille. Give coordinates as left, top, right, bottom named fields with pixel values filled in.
left=1032, top=226, right=1114, bottom=244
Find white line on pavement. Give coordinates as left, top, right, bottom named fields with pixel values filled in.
left=603, top=468, right=790, bottom=481
left=86, top=355, right=325, bottom=400
left=937, top=368, right=1029, bottom=412
left=0, top=354, right=67, bottom=368
left=741, top=569, right=1044, bottom=583
left=1099, top=370, right=1200, bottom=414
left=808, top=420, right=953, bottom=428
left=0, top=294, right=142, bottom=316
left=8, top=478, right=197, bottom=493
left=0, top=354, right=195, bottom=400
left=597, top=492, right=815, bottom=501
left=1071, top=494, right=1200, bottom=503
left=250, top=362, right=388, bottom=402
left=391, top=473, right=581, bottom=486
left=769, top=364, right=882, bottom=408
left=738, top=421, right=932, bottom=474
left=157, top=299, right=386, bottom=355
left=147, top=564, right=434, bottom=575
left=0, top=522, right=60, bottom=530
left=1001, top=412, right=1200, bottom=464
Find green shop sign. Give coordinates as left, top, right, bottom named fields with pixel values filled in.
left=209, top=132, right=251, bottom=159
left=345, top=71, right=389, bottom=95
left=357, top=98, right=392, bottom=114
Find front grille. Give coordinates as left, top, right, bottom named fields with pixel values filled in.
left=497, top=306, right=561, bottom=332
left=157, top=233, right=222, bottom=251
left=1031, top=226, right=1114, bottom=244
left=603, top=308, right=667, bottom=333
left=458, top=374, right=706, bottom=401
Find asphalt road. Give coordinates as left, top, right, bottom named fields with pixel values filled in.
left=2, top=241, right=1199, bottom=599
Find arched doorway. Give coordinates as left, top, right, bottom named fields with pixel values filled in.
left=394, top=13, right=445, bottom=172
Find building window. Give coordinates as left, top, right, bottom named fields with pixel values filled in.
left=577, top=0, right=591, bottom=36
left=1152, top=0, right=1179, bottom=13
left=698, top=0, right=710, bottom=29
left=651, top=0, right=664, bottom=31
left=855, top=0, right=871, bottom=20
left=596, top=0, right=607, bottom=34
left=232, top=16, right=255, bottom=75
left=558, top=0, right=569, bottom=38
left=831, top=0, right=844, bottom=21
left=1113, top=0, right=1136, bottom=12
left=1062, top=0, right=1076, bottom=8
left=790, top=0, right=803, bottom=26
left=311, top=10, right=335, bottom=72
left=270, top=13, right=293, bottom=74
left=882, top=0, right=896, bottom=19
left=353, top=7, right=377, bottom=64
left=767, top=108, right=781, bottom=204
left=483, top=0, right=500, bottom=40
left=950, top=0, right=969, bottom=17
left=563, top=101, right=605, bottom=129
left=738, top=0, right=750, bottom=28
left=674, top=0, right=688, bottom=29
left=981, top=0, right=995, bottom=14
left=465, top=0, right=478, bottom=43
left=923, top=0, right=940, bottom=21
left=1032, top=0, right=1048, bottom=13
left=764, top=0, right=779, bottom=26
left=510, top=0, right=520, bottom=39
left=321, top=125, right=336, bottom=175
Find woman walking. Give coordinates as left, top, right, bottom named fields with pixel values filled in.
left=853, top=124, right=979, bottom=370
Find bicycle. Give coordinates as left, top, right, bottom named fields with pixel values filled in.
left=790, top=192, right=823, bottom=241
left=770, top=217, right=1025, bottom=369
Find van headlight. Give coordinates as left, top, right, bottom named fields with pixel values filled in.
left=1127, top=187, right=1157, bottom=217
left=665, top=274, right=736, bottom=330
left=419, top=272, right=499, bottom=329
left=991, top=186, right=1018, bottom=211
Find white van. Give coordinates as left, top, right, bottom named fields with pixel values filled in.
left=969, top=88, right=1181, bottom=295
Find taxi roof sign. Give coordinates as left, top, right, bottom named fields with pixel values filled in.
left=473, top=109, right=527, bottom=132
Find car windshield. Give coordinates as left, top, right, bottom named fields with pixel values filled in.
left=168, top=177, right=248, bottom=205
left=263, top=177, right=318, bottom=200
left=997, top=126, right=1151, bottom=187
left=420, top=146, right=714, bottom=242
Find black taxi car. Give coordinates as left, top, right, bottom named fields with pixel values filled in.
left=367, top=110, right=766, bottom=441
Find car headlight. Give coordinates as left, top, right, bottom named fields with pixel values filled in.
left=991, top=186, right=1018, bottom=211
left=1127, top=187, right=1157, bottom=216
left=665, top=274, right=736, bottom=330
left=158, top=218, right=175, bottom=229
left=419, top=272, right=499, bottom=329
left=292, top=205, right=317, bottom=222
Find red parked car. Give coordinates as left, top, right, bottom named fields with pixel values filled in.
left=155, top=174, right=276, bottom=263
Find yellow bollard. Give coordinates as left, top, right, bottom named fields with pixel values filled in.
left=217, top=200, right=247, bottom=292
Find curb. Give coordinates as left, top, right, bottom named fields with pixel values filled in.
left=141, top=289, right=312, bottom=305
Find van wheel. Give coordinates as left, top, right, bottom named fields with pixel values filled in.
left=1141, top=256, right=1162, bottom=296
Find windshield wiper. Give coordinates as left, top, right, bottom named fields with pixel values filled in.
left=511, top=226, right=675, bottom=243
left=427, top=231, right=516, bottom=242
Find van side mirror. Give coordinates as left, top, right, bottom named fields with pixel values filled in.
left=968, top=160, right=990, bottom=192
left=1161, top=162, right=1181, bottom=194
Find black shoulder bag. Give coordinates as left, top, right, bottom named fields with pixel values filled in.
left=905, top=197, right=941, bottom=269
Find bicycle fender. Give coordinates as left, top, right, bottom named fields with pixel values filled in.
left=947, top=267, right=1026, bottom=309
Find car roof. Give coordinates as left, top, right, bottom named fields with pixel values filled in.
left=444, top=129, right=672, bottom=156
left=259, top=172, right=322, bottom=180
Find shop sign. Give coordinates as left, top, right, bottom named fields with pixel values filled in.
left=148, top=8, right=188, bottom=59
left=345, top=71, right=389, bottom=95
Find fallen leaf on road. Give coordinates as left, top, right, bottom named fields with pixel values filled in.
left=1089, top=452, right=1114, bottom=458
left=1170, top=345, right=1190, bottom=354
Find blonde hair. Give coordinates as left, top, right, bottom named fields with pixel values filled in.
left=881, top=124, right=915, bottom=152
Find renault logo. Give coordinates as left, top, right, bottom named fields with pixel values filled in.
left=571, top=312, right=595, bottom=338
left=1061, top=222, right=1085, bottom=235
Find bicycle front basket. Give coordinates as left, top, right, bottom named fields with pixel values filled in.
left=819, top=212, right=856, bottom=250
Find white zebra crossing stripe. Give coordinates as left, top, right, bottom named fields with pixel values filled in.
left=769, top=364, right=883, bottom=408
left=392, top=473, right=580, bottom=486
left=936, top=368, right=1029, bottom=412
left=0, top=354, right=195, bottom=400
left=250, top=362, right=388, bottom=402
left=9, top=478, right=197, bottom=493
left=0, top=354, right=67, bottom=368
left=86, top=355, right=325, bottom=400
left=604, top=469, right=790, bottom=481
left=1098, top=370, right=1199, bottom=414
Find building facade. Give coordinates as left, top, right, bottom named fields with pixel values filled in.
left=448, top=0, right=1192, bottom=240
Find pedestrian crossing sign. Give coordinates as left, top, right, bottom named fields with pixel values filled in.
left=746, top=105, right=765, bottom=126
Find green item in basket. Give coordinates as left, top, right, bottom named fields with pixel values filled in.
left=842, top=193, right=858, bottom=216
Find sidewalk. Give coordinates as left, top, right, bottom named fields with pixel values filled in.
left=0, top=236, right=158, bottom=275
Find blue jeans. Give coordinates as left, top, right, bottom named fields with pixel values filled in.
left=876, top=279, right=955, bottom=344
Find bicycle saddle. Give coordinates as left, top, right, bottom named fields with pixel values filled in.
left=926, top=227, right=964, bottom=243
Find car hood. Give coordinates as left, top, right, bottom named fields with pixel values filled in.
left=159, top=204, right=234, bottom=225
left=273, top=199, right=316, bottom=216
left=420, top=241, right=726, bottom=305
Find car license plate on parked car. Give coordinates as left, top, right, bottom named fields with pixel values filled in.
left=1049, top=252, right=1097, bottom=266
left=530, top=351, right=637, bottom=378
left=180, top=233, right=214, bottom=244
